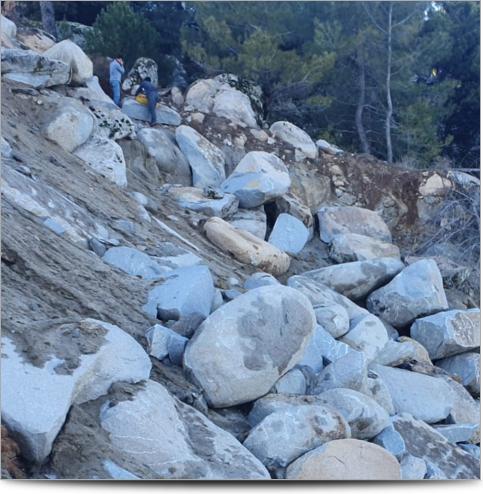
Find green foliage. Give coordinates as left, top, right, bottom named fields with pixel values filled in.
left=85, top=2, right=161, bottom=68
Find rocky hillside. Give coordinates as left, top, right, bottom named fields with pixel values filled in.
left=1, top=15, right=480, bottom=480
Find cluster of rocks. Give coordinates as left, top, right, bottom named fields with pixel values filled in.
left=1, top=14, right=480, bottom=481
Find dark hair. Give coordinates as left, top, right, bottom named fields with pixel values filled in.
left=144, top=77, right=151, bottom=82
left=116, top=54, right=123, bottom=59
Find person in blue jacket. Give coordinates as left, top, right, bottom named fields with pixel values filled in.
left=135, top=77, right=159, bottom=126
left=109, top=55, right=125, bottom=107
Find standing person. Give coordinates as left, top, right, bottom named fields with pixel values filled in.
left=109, top=55, right=125, bottom=107
left=135, top=77, right=159, bottom=126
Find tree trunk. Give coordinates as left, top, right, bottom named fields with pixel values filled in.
left=39, top=1, right=57, bottom=40
left=355, top=50, right=370, bottom=154
left=385, top=2, right=394, bottom=163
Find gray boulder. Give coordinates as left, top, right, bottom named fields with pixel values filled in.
left=314, top=304, right=350, bottom=338
left=273, top=368, right=307, bottom=395
left=143, top=265, right=215, bottom=321
left=1, top=48, right=70, bottom=87
left=329, top=233, right=400, bottom=263
left=122, top=98, right=181, bottom=126
left=317, top=206, right=392, bottom=244
left=316, top=139, right=343, bottom=155
left=100, top=380, right=270, bottom=479
left=400, top=455, right=427, bottom=480
left=367, top=259, right=448, bottom=328
left=244, top=272, right=280, bottom=290
left=175, top=125, right=226, bottom=188
left=270, top=121, right=317, bottom=160
left=436, top=352, right=480, bottom=396
left=1, top=15, right=17, bottom=40
left=183, top=285, right=316, bottom=407
left=433, top=424, right=480, bottom=444
left=341, top=314, right=389, bottom=362
left=161, top=185, right=238, bottom=218
left=410, top=309, right=480, bottom=360
left=243, top=405, right=350, bottom=470
left=268, top=213, right=310, bottom=255
left=136, top=128, right=191, bottom=180
left=372, top=364, right=454, bottom=423
left=375, top=337, right=432, bottom=367
left=103, top=246, right=166, bottom=280
left=212, top=87, right=258, bottom=128
left=43, top=39, right=93, bottom=84
left=285, top=439, right=401, bottom=480
left=311, top=349, right=368, bottom=394
left=295, top=258, right=404, bottom=301
left=228, top=207, right=267, bottom=239
left=288, top=275, right=368, bottom=321
left=222, top=151, right=291, bottom=208
left=1, top=319, right=151, bottom=463
left=391, top=414, right=479, bottom=479
left=145, top=324, right=188, bottom=365
left=44, top=101, right=94, bottom=152
left=74, top=137, right=127, bottom=187
left=299, top=325, right=352, bottom=374
left=317, top=388, right=390, bottom=439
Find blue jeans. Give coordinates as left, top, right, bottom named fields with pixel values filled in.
left=110, top=80, right=121, bottom=107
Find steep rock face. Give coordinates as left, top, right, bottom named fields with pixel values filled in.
left=184, top=285, right=316, bottom=407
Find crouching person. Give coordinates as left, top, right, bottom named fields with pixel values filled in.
left=135, top=77, right=159, bottom=126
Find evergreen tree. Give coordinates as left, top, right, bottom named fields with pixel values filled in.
left=86, top=2, right=161, bottom=68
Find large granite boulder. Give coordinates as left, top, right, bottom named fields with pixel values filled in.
left=436, top=352, right=480, bottom=396
left=85, top=100, right=135, bottom=141
left=294, top=258, right=404, bottom=301
left=74, top=137, right=127, bottom=187
left=161, top=185, right=238, bottom=218
left=175, top=125, right=226, bottom=188
left=136, top=128, right=191, bottom=180
left=100, top=380, right=270, bottom=479
left=228, top=207, right=267, bottom=239
left=43, top=39, right=93, bottom=85
left=1, top=15, right=17, bottom=41
left=44, top=101, right=94, bottom=152
left=329, top=233, right=400, bottom=263
left=204, top=217, right=290, bottom=275
left=317, top=388, right=390, bottom=439
left=391, top=414, right=480, bottom=479
left=367, top=259, right=448, bottom=328
left=270, top=121, right=317, bottom=160
left=1, top=48, right=70, bottom=88
left=121, top=57, right=158, bottom=93
left=375, top=337, right=432, bottom=367
left=268, top=213, right=310, bottom=255
left=287, top=275, right=369, bottom=321
left=372, top=365, right=454, bottom=423
left=121, top=98, right=181, bottom=126
left=222, top=151, right=291, bottom=208
left=285, top=439, right=401, bottom=480
left=243, top=405, right=350, bottom=471
left=102, top=246, right=165, bottom=280
left=410, top=309, right=480, bottom=360
left=340, top=314, right=389, bottom=362
left=183, top=285, right=316, bottom=407
left=317, top=206, right=392, bottom=244
left=212, top=87, right=258, bottom=128
left=1, top=319, right=151, bottom=463
left=143, top=265, right=215, bottom=320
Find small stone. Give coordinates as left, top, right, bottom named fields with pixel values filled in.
left=268, top=213, right=310, bottom=255
left=273, top=368, right=306, bottom=395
